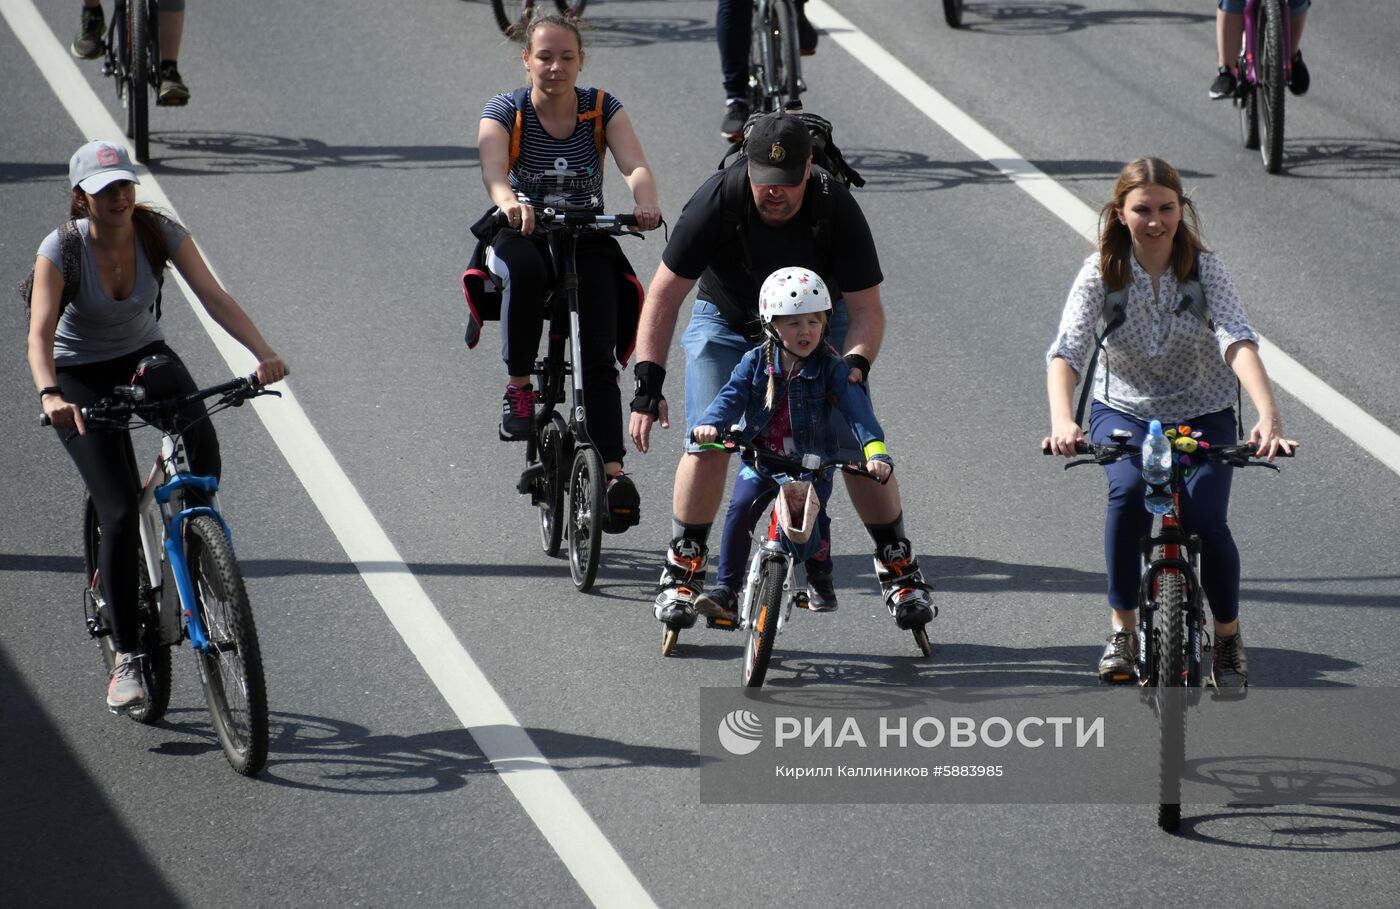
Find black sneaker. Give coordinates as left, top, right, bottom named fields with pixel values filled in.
left=157, top=61, right=190, bottom=106
left=797, top=6, right=818, bottom=55
left=654, top=539, right=706, bottom=629
left=695, top=586, right=737, bottom=621
left=70, top=5, right=105, bottom=60
left=720, top=99, right=751, bottom=142
left=1211, top=631, right=1249, bottom=688
left=805, top=570, right=837, bottom=612
left=1288, top=50, right=1310, bottom=96
left=500, top=383, right=536, bottom=441
left=1098, top=630, right=1137, bottom=684
left=1208, top=66, right=1236, bottom=100
left=603, top=473, right=641, bottom=534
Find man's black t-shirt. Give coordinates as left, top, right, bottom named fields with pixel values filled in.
left=661, top=167, right=883, bottom=341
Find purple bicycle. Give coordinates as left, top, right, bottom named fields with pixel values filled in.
left=1233, top=0, right=1292, bottom=174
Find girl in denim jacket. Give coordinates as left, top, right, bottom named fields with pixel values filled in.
left=691, top=267, right=892, bottom=619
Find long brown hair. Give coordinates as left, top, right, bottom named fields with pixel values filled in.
left=70, top=188, right=172, bottom=276
left=1097, top=157, right=1208, bottom=291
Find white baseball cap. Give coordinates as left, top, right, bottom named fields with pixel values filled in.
left=69, top=140, right=140, bottom=194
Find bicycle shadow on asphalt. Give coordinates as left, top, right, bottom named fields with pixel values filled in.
left=120, top=131, right=480, bottom=177
left=952, top=3, right=1211, bottom=36
left=563, top=11, right=715, bottom=50
left=1277, top=138, right=1400, bottom=181
left=1177, top=801, right=1400, bottom=853
left=147, top=708, right=708, bottom=795
left=839, top=148, right=1211, bottom=193
left=0, top=646, right=182, bottom=907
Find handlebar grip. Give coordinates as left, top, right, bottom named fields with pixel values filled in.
left=1043, top=442, right=1092, bottom=455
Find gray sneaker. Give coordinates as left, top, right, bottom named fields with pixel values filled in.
left=1211, top=631, right=1249, bottom=688
left=106, top=652, right=147, bottom=711
left=1098, top=630, right=1137, bottom=684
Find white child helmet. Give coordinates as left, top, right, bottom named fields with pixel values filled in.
left=758, top=267, right=831, bottom=324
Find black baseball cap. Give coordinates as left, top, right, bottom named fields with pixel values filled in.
left=745, top=113, right=812, bottom=186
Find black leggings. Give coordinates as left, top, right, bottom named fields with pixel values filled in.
left=489, top=228, right=628, bottom=465
left=54, top=342, right=219, bottom=653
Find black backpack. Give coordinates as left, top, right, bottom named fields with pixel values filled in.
left=19, top=219, right=169, bottom=326
left=715, top=111, right=864, bottom=278
left=717, top=109, right=864, bottom=190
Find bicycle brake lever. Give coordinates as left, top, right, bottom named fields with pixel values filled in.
left=1064, top=456, right=1099, bottom=470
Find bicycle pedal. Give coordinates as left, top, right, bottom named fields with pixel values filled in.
left=705, top=614, right=738, bottom=631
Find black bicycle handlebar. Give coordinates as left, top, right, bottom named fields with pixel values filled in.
left=40, top=373, right=279, bottom=427
left=491, top=207, right=644, bottom=231
left=1042, top=438, right=1295, bottom=469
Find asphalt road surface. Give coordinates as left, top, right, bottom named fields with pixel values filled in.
left=3, top=1, right=1399, bottom=906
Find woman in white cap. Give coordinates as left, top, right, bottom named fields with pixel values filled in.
left=26, top=139, right=287, bottom=713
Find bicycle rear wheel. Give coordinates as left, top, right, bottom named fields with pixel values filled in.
left=1257, top=0, right=1286, bottom=173
left=1153, top=566, right=1187, bottom=832
left=84, top=495, right=171, bottom=724
left=187, top=515, right=268, bottom=776
left=942, top=0, right=964, bottom=28
left=125, top=0, right=150, bottom=163
left=567, top=446, right=605, bottom=591
left=537, top=414, right=568, bottom=556
left=742, top=558, right=785, bottom=688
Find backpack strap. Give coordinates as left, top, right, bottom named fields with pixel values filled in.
left=1072, top=256, right=1235, bottom=429
left=507, top=87, right=608, bottom=172
left=20, top=220, right=83, bottom=324
left=718, top=162, right=837, bottom=279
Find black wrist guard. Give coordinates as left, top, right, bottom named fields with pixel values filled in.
left=843, top=353, right=872, bottom=380
left=630, top=361, right=667, bottom=416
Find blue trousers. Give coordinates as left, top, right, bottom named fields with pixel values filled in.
left=1089, top=404, right=1241, bottom=623
left=715, top=466, right=833, bottom=593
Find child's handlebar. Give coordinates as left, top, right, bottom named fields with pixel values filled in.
left=691, top=428, right=889, bottom=483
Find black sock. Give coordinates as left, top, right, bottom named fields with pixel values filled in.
left=669, top=519, right=711, bottom=561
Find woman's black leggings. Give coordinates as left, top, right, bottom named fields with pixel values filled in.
left=54, top=342, right=219, bottom=654
left=488, top=228, right=628, bottom=465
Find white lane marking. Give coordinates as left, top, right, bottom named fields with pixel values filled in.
left=2, top=2, right=658, bottom=905
left=808, top=0, right=1400, bottom=477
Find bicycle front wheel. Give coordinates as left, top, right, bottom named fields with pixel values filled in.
left=84, top=495, right=171, bottom=724
left=567, top=446, right=605, bottom=591
left=1257, top=0, right=1286, bottom=173
left=126, top=0, right=150, bottom=162
left=187, top=515, right=268, bottom=776
left=1153, top=566, right=1187, bottom=832
left=742, top=558, right=785, bottom=688
left=942, top=0, right=964, bottom=28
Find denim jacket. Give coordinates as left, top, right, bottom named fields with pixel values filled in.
left=696, top=344, right=891, bottom=462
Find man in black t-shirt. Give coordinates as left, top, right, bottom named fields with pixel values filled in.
left=627, top=113, right=935, bottom=636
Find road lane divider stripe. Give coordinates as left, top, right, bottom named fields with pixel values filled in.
left=808, top=0, right=1400, bottom=477
left=2, top=1, right=657, bottom=905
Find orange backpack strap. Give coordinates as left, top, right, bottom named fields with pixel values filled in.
left=578, top=89, right=607, bottom=159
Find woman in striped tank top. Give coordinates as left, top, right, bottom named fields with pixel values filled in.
left=478, top=14, right=662, bottom=531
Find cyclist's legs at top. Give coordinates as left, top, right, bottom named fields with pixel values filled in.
left=572, top=231, right=627, bottom=467
left=715, top=0, right=752, bottom=102
left=1090, top=404, right=1241, bottom=622
left=1217, top=0, right=1310, bottom=67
